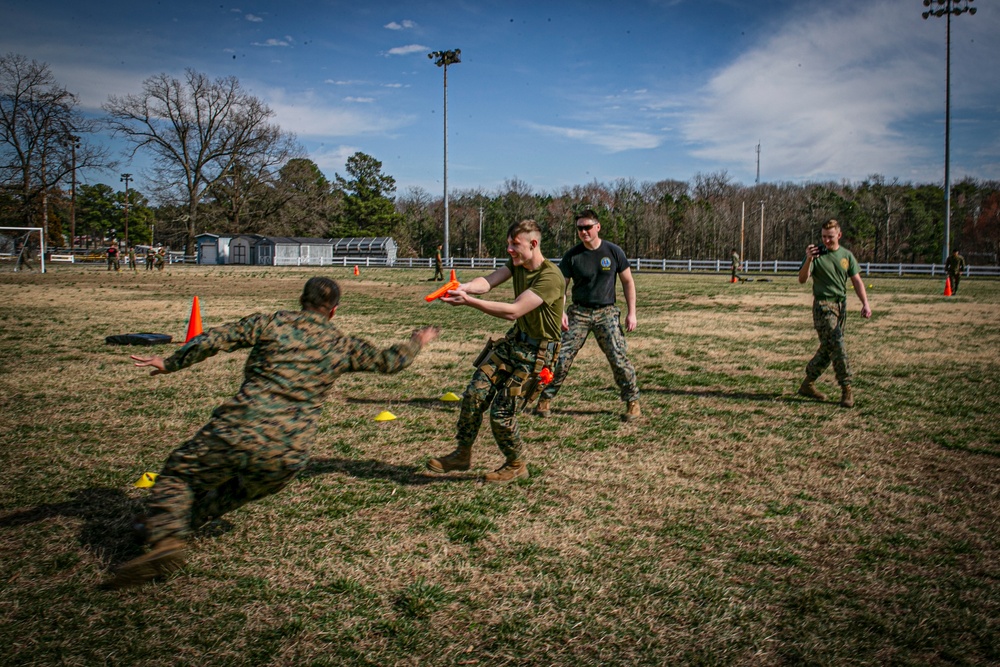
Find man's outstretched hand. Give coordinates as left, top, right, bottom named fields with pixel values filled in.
left=411, top=326, right=440, bottom=347
left=131, top=354, right=166, bottom=376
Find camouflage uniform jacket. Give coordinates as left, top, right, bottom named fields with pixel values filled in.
left=162, top=310, right=422, bottom=447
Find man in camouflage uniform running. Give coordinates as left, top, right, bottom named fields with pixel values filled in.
left=535, top=209, right=640, bottom=422
left=427, top=220, right=564, bottom=483
left=106, top=277, right=438, bottom=588
left=797, top=219, right=872, bottom=408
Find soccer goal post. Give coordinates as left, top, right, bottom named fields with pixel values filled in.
left=0, top=227, right=46, bottom=273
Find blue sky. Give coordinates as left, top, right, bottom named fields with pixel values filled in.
left=4, top=0, right=999, bottom=197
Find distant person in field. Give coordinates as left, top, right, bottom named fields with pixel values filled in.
left=128, top=246, right=137, bottom=271
left=534, top=209, right=640, bottom=422
left=107, top=243, right=120, bottom=271
left=945, top=249, right=967, bottom=294
left=15, top=241, right=35, bottom=272
left=797, top=219, right=872, bottom=408
left=432, top=243, right=444, bottom=281
left=105, top=277, right=439, bottom=589
left=145, top=247, right=155, bottom=270
left=427, top=219, right=564, bottom=483
left=731, top=248, right=740, bottom=282
left=155, top=247, right=165, bottom=271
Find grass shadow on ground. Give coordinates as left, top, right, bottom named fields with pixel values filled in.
left=0, top=487, right=143, bottom=568
left=301, top=456, right=480, bottom=485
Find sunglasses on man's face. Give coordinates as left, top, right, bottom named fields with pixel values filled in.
left=576, top=223, right=597, bottom=231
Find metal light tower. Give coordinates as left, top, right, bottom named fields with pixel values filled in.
left=429, top=48, right=461, bottom=261
left=120, top=173, right=132, bottom=249
left=62, top=133, right=80, bottom=249
left=922, top=0, right=977, bottom=263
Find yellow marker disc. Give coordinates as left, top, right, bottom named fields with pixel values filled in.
left=134, top=472, right=158, bottom=488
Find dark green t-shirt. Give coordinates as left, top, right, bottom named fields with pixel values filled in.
left=507, top=258, right=565, bottom=341
left=803, top=247, right=860, bottom=301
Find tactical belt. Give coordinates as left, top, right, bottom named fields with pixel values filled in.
left=474, top=333, right=561, bottom=408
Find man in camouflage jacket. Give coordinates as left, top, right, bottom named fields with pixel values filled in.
left=106, top=277, right=438, bottom=588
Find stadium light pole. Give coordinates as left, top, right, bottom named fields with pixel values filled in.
left=61, top=133, right=80, bottom=250
left=922, top=0, right=977, bottom=263
left=120, top=173, right=132, bottom=249
left=429, top=48, right=461, bottom=261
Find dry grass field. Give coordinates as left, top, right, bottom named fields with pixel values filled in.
left=1, top=264, right=998, bottom=665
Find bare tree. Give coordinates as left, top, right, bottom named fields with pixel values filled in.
left=0, top=53, right=109, bottom=239
left=104, top=69, right=296, bottom=254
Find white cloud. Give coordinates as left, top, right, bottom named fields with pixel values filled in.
left=264, top=89, right=414, bottom=137
left=309, top=144, right=361, bottom=176
left=384, top=20, right=417, bottom=31
left=245, top=14, right=263, bottom=23
left=344, top=97, right=374, bottom=103
left=678, top=0, right=951, bottom=181
left=385, top=44, right=428, bottom=57
left=527, top=122, right=661, bottom=152
left=252, top=38, right=290, bottom=47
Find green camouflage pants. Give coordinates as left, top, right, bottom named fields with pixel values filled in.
left=806, top=299, right=852, bottom=387
left=949, top=273, right=962, bottom=294
left=144, top=423, right=308, bottom=543
left=456, top=338, right=554, bottom=462
left=540, top=304, right=639, bottom=402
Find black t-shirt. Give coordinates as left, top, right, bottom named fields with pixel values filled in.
left=559, top=241, right=630, bottom=307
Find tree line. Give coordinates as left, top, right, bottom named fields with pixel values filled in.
left=3, top=53, right=998, bottom=264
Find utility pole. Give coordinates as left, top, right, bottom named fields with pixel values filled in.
left=120, top=173, right=132, bottom=249
left=755, top=141, right=761, bottom=185
left=759, top=201, right=765, bottom=265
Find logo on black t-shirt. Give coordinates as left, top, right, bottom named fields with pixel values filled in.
left=600, top=257, right=611, bottom=270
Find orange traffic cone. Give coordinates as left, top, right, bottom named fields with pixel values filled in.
left=185, top=296, right=203, bottom=342
left=354, top=265, right=360, bottom=276
left=943, top=276, right=952, bottom=297
left=449, top=269, right=456, bottom=282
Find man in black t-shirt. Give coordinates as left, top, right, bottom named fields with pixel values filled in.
left=535, top=209, right=640, bottom=422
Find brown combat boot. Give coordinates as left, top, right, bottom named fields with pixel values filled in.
left=798, top=379, right=827, bottom=401
left=622, top=400, right=641, bottom=422
left=484, top=460, right=528, bottom=483
left=104, top=537, right=187, bottom=590
left=840, top=385, right=854, bottom=408
left=427, top=447, right=471, bottom=473
left=534, top=399, right=552, bottom=418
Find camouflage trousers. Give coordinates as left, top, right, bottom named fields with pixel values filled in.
left=949, top=273, right=962, bottom=294
left=456, top=337, right=556, bottom=462
left=144, top=423, right=308, bottom=543
left=540, top=304, right=639, bottom=402
left=805, top=299, right=852, bottom=387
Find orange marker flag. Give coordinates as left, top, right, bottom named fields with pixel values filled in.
left=185, top=296, right=203, bottom=342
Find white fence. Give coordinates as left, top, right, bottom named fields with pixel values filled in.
left=33, top=251, right=999, bottom=277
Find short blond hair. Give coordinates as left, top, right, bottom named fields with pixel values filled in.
left=507, top=219, right=541, bottom=241
left=822, top=219, right=841, bottom=231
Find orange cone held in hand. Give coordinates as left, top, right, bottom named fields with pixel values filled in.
left=944, top=277, right=952, bottom=296
left=185, top=296, right=203, bottom=342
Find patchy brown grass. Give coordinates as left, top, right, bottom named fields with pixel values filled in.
left=1, top=265, right=998, bottom=665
